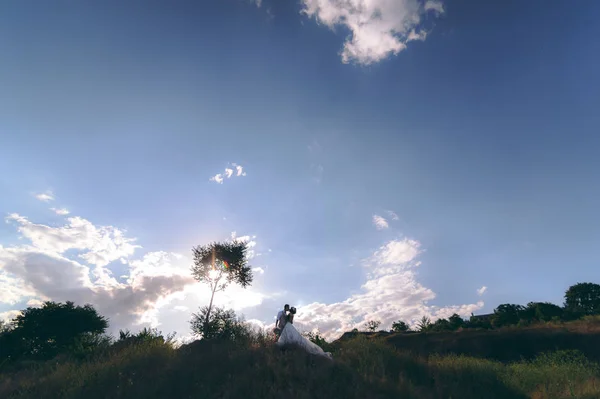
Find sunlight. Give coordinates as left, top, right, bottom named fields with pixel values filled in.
left=208, top=269, right=220, bottom=280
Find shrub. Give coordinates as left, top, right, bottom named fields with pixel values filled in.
left=364, top=320, right=381, bottom=332
left=391, top=320, right=410, bottom=333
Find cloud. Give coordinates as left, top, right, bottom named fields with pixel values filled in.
left=210, top=163, right=246, bottom=184
left=233, top=163, right=246, bottom=177
left=35, top=191, right=54, bottom=202
left=290, top=238, right=483, bottom=340
left=0, top=208, right=273, bottom=336
left=210, top=174, right=224, bottom=184
left=0, top=213, right=203, bottom=332
left=230, top=231, right=258, bottom=259
left=0, top=309, right=21, bottom=323
left=424, top=0, right=444, bottom=14
left=6, top=213, right=141, bottom=267
left=301, top=0, right=444, bottom=65
left=26, top=298, right=45, bottom=307
left=50, top=208, right=70, bottom=215
left=386, top=210, right=400, bottom=221
left=372, top=215, right=389, bottom=230
left=252, top=267, right=265, bottom=275
left=477, top=286, right=487, bottom=296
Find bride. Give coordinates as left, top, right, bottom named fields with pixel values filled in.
left=276, top=307, right=332, bottom=359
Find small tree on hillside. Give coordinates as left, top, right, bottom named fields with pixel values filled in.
left=365, top=320, right=381, bottom=332
left=564, top=282, right=600, bottom=316
left=391, top=320, right=410, bottom=333
left=191, top=241, right=253, bottom=338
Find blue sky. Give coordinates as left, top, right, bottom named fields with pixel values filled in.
left=1, top=0, right=599, bottom=339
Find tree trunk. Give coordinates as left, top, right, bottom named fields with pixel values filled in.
left=203, top=272, right=222, bottom=338
left=203, top=286, right=217, bottom=338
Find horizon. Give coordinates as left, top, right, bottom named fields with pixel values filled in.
left=1, top=0, right=599, bottom=341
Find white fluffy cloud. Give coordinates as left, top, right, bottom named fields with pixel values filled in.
left=372, top=215, right=389, bottom=230
left=51, top=208, right=70, bottom=215
left=301, top=0, right=444, bottom=64
left=35, top=191, right=54, bottom=202
left=0, top=210, right=269, bottom=335
left=6, top=213, right=140, bottom=267
left=0, top=310, right=21, bottom=323
left=477, top=286, right=487, bottom=296
left=292, top=238, right=483, bottom=339
left=210, top=163, right=247, bottom=184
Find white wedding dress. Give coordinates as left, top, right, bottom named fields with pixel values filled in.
left=276, top=323, right=333, bottom=359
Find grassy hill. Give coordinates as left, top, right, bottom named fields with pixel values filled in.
left=2, top=320, right=600, bottom=398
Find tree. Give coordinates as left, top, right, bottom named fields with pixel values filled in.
left=391, top=320, right=410, bottom=333
left=431, top=318, right=452, bottom=332
left=416, top=316, right=432, bottom=332
left=564, top=282, right=600, bottom=316
left=466, top=313, right=492, bottom=330
left=191, top=241, right=253, bottom=338
left=522, top=302, right=564, bottom=322
left=7, top=301, right=108, bottom=360
left=190, top=306, right=249, bottom=342
left=491, top=304, right=525, bottom=328
left=365, top=320, right=381, bottom=332
left=448, top=313, right=465, bottom=330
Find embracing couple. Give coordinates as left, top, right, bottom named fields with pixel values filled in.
left=272, top=303, right=333, bottom=359
left=274, top=303, right=296, bottom=336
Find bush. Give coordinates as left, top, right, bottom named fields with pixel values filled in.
left=190, top=306, right=257, bottom=345
left=391, top=320, right=410, bottom=333
left=364, top=320, right=381, bottom=332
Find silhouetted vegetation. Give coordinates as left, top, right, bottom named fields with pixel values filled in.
left=391, top=320, right=410, bottom=333
left=0, top=301, right=108, bottom=363
left=365, top=320, right=381, bottom=332
left=190, top=240, right=253, bottom=338
left=2, top=281, right=600, bottom=397
left=565, top=282, right=600, bottom=316
left=190, top=305, right=251, bottom=343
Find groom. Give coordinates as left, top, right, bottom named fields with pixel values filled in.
left=275, top=304, right=290, bottom=333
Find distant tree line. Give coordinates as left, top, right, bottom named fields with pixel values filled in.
left=368, top=282, right=600, bottom=334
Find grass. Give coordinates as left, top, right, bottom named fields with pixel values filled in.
left=2, top=328, right=600, bottom=399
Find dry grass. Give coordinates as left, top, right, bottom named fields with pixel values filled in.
left=2, top=328, right=600, bottom=399
left=0, top=320, right=600, bottom=399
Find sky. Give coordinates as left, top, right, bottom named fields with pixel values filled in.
left=1, top=0, right=599, bottom=340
